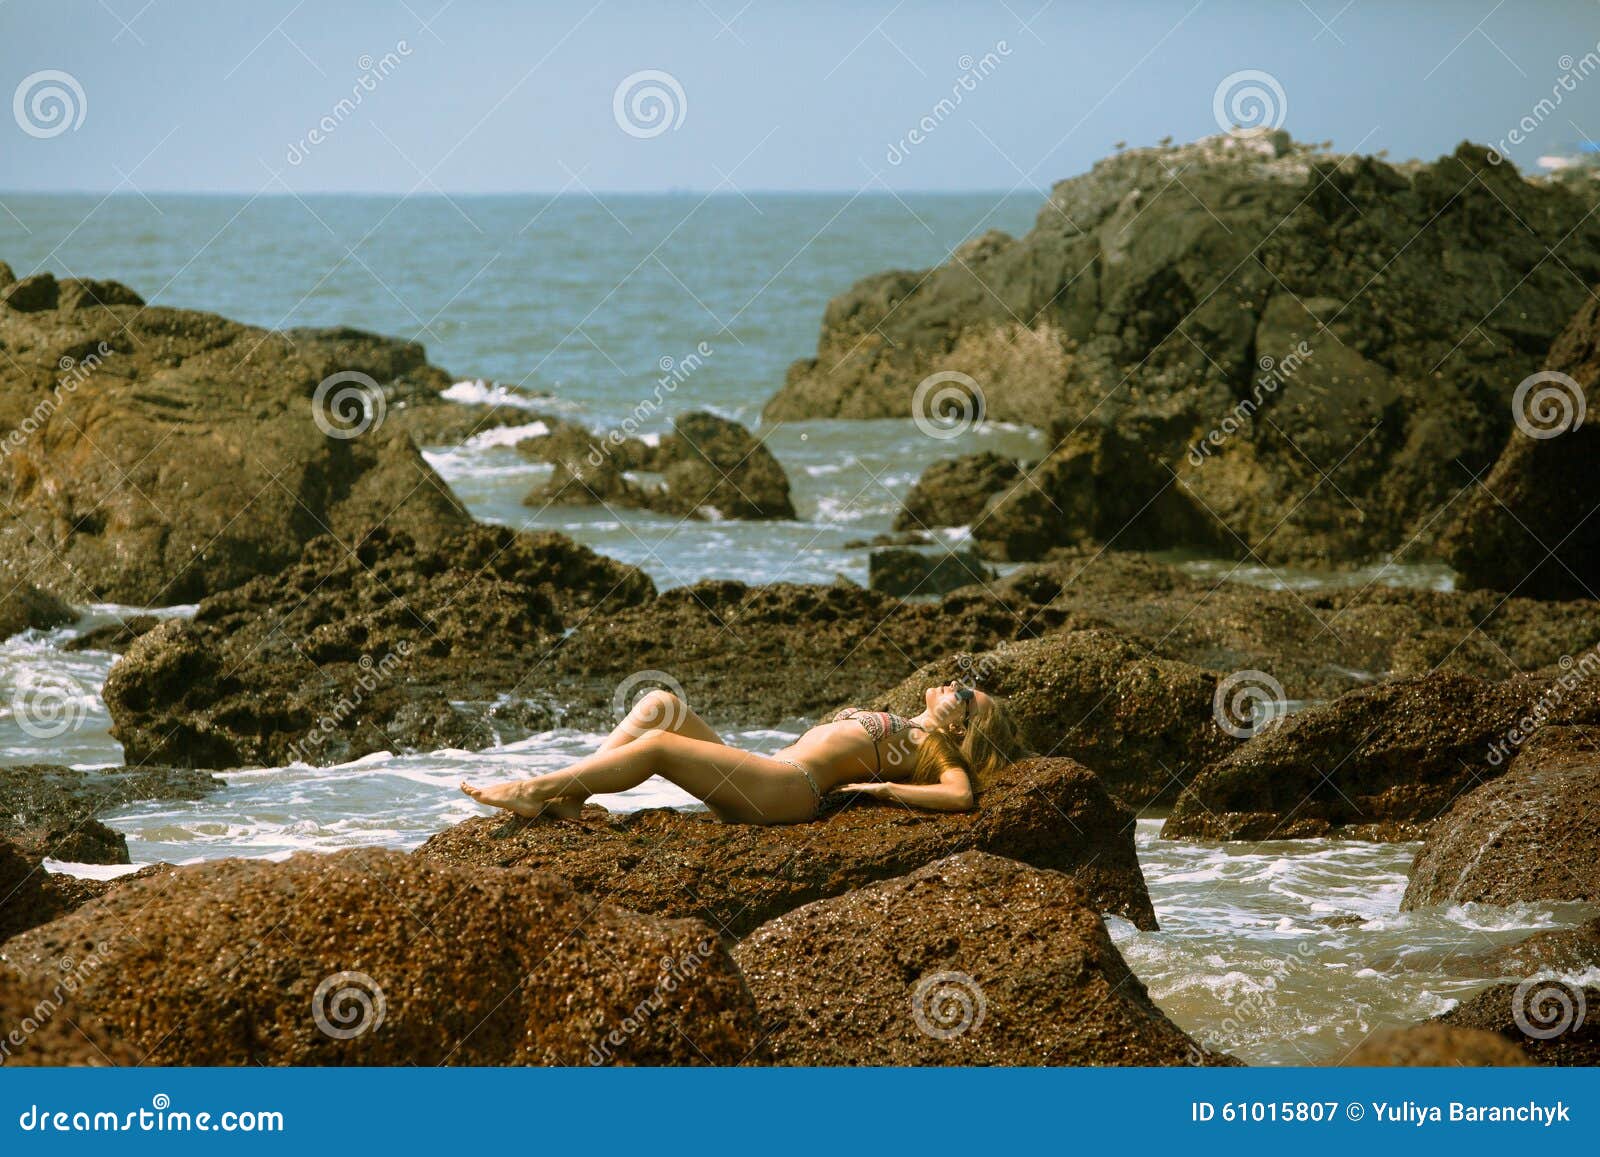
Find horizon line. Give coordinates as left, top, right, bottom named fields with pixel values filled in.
left=0, top=187, right=1040, bottom=198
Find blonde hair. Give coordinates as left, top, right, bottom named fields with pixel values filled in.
left=908, top=696, right=1022, bottom=792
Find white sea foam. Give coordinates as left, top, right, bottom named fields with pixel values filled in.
left=440, top=378, right=546, bottom=411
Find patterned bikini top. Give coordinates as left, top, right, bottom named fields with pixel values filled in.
left=834, top=707, right=922, bottom=774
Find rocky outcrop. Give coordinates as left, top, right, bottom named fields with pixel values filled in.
left=0, top=837, right=68, bottom=944
left=0, top=583, right=73, bottom=641
left=418, top=756, right=1158, bottom=932
left=1402, top=725, right=1600, bottom=910
left=1457, top=918, right=1600, bottom=979
left=1436, top=981, right=1599, bottom=1065
left=1338, top=1024, right=1533, bottom=1066
left=104, top=525, right=655, bottom=768
left=543, top=578, right=1070, bottom=731
left=731, top=852, right=1228, bottom=1065
left=868, top=546, right=992, bottom=597
left=524, top=411, right=794, bottom=520
left=0, top=272, right=474, bottom=604
left=877, top=630, right=1236, bottom=807
left=0, top=765, right=223, bottom=864
left=894, top=451, right=1022, bottom=531
left=1163, top=673, right=1576, bottom=841
left=766, top=135, right=1600, bottom=565
left=1440, top=290, right=1600, bottom=599
left=0, top=970, right=139, bottom=1066
left=1, top=849, right=763, bottom=1065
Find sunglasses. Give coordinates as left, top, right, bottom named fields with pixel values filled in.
left=954, top=685, right=975, bottom=727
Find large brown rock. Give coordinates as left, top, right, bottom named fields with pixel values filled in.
left=878, top=630, right=1236, bottom=807
left=1456, top=918, right=1600, bottom=979
left=1440, top=288, right=1600, bottom=599
left=0, top=583, right=73, bottom=641
left=0, top=970, right=138, bottom=1067
left=418, top=756, right=1158, bottom=932
left=894, top=451, right=1022, bottom=531
left=1338, top=1024, right=1533, bottom=1067
left=731, top=851, right=1229, bottom=1065
left=1403, top=725, right=1600, bottom=910
left=104, top=525, right=654, bottom=768
left=1436, top=981, right=1600, bottom=1065
left=1163, top=673, right=1565, bottom=841
left=0, top=837, right=68, bottom=945
left=766, top=136, right=1600, bottom=566
left=0, top=276, right=474, bottom=604
left=0, top=849, right=763, bottom=1065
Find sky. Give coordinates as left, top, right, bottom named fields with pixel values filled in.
left=1, top=0, right=1599, bottom=194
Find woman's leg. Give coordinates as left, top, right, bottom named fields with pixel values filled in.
left=461, top=731, right=816, bottom=825
left=540, top=689, right=722, bottom=816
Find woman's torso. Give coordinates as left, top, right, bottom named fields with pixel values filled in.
left=773, top=708, right=921, bottom=792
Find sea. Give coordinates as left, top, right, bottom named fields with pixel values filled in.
left=1, top=191, right=1594, bottom=1065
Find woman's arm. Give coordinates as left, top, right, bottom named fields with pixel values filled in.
left=837, top=766, right=974, bottom=812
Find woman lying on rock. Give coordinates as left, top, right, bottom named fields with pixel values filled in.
left=461, top=682, right=1020, bottom=824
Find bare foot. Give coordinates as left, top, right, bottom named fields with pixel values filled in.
left=460, top=779, right=554, bottom=819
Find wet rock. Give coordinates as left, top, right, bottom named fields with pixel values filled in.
left=1440, top=290, right=1600, bottom=599
left=1403, top=725, right=1600, bottom=910
left=545, top=578, right=1069, bottom=731
left=1163, top=673, right=1560, bottom=841
left=0, top=970, right=139, bottom=1066
left=0, top=837, right=67, bottom=944
left=1, top=849, right=763, bottom=1066
left=842, top=530, right=935, bottom=548
left=1436, top=981, right=1600, bottom=1065
left=0, top=765, right=223, bottom=864
left=418, top=756, right=1159, bottom=932
left=0, top=583, right=74, bottom=641
left=868, top=547, right=994, bottom=597
left=973, top=427, right=1221, bottom=560
left=878, top=630, right=1236, bottom=807
left=523, top=411, right=794, bottom=520
left=766, top=136, right=1600, bottom=565
left=1457, top=918, right=1600, bottom=979
left=1338, top=1024, right=1534, bottom=1066
left=894, top=451, right=1022, bottom=531
left=104, top=525, right=654, bottom=768
left=0, top=278, right=476, bottom=604
left=732, top=851, right=1228, bottom=1065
